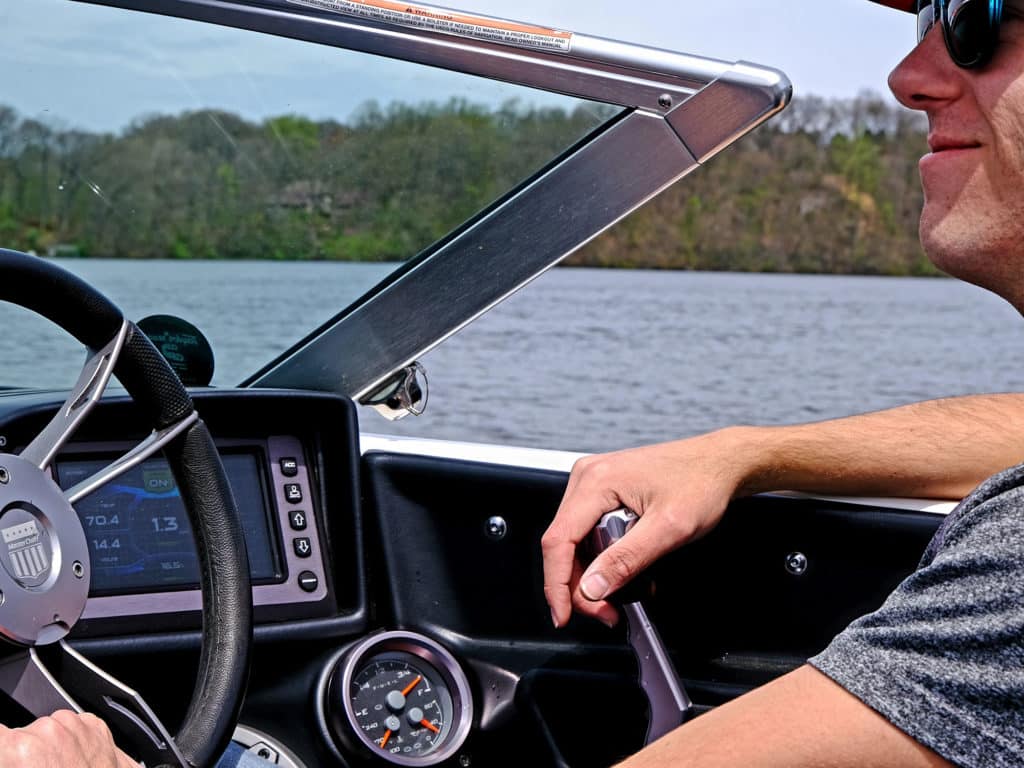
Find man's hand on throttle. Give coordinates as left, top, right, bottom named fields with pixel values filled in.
left=0, top=711, right=138, bottom=768
left=542, top=429, right=753, bottom=628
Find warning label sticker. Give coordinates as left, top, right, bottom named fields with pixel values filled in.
left=286, top=0, right=574, bottom=53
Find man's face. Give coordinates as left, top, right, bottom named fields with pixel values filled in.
left=889, top=7, right=1024, bottom=308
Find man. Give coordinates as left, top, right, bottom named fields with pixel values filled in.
left=543, top=0, right=1024, bottom=765
left=2, top=1, right=1017, bottom=766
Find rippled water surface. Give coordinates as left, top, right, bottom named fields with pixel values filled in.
left=3, top=260, right=1022, bottom=453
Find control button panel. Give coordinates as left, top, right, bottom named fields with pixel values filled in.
left=267, top=436, right=327, bottom=604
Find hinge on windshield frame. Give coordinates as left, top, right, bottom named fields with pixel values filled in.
left=360, top=362, right=428, bottom=421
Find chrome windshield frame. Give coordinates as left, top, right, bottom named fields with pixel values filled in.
left=77, top=0, right=791, bottom=402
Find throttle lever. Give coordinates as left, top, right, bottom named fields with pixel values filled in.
left=589, top=509, right=693, bottom=745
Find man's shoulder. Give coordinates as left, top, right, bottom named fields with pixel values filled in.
left=811, top=461, right=1024, bottom=768
left=922, top=461, right=1024, bottom=564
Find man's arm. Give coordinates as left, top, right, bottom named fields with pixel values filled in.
left=543, top=393, right=1024, bottom=627
left=617, top=666, right=952, bottom=768
left=738, top=393, right=1024, bottom=499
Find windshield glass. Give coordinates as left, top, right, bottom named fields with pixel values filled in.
left=0, top=0, right=615, bottom=388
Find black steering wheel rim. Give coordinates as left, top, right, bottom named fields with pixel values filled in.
left=0, top=248, right=253, bottom=767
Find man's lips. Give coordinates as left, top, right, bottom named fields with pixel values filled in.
left=927, top=135, right=982, bottom=153
left=920, top=136, right=982, bottom=173
left=917, top=137, right=978, bottom=177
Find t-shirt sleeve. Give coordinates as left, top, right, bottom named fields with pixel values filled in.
left=809, top=481, right=1024, bottom=768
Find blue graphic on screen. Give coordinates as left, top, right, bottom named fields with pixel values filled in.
left=57, top=453, right=280, bottom=595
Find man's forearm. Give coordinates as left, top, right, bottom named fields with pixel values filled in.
left=615, top=667, right=952, bottom=768
left=729, top=393, right=1024, bottom=500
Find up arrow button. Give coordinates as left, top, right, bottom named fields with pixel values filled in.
left=289, top=510, right=308, bottom=531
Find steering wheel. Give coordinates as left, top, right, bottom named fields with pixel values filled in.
left=0, top=249, right=252, bottom=768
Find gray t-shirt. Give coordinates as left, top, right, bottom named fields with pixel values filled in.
left=810, top=464, right=1024, bottom=767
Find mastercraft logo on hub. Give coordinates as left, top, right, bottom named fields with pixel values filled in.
left=2, top=520, right=49, bottom=581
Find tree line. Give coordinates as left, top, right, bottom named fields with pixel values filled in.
left=0, top=92, right=934, bottom=275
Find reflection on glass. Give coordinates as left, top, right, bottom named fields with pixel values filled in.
left=0, top=0, right=619, bottom=387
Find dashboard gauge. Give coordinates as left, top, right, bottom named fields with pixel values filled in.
left=322, top=631, right=473, bottom=766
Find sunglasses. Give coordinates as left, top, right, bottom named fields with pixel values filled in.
left=917, top=0, right=1006, bottom=68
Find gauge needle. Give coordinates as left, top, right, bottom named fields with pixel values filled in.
left=380, top=730, right=393, bottom=749
left=401, top=674, right=423, bottom=697
left=419, top=719, right=440, bottom=734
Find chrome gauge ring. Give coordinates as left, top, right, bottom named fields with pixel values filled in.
left=322, top=631, right=474, bottom=766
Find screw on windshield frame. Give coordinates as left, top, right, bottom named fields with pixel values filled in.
left=0, top=466, right=9, bottom=484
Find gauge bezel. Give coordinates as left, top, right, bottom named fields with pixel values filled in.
left=324, top=630, right=474, bottom=766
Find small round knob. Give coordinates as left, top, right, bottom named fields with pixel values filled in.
left=386, top=690, right=406, bottom=712
left=785, top=552, right=808, bottom=576
left=485, top=516, right=507, bottom=541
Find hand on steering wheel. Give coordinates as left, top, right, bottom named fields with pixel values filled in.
left=0, top=711, right=138, bottom=768
left=0, top=250, right=253, bottom=768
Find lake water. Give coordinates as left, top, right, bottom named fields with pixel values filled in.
left=3, top=260, right=1022, bottom=454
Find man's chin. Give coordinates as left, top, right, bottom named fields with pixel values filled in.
left=921, top=218, right=984, bottom=281
left=922, top=227, right=1024, bottom=308
left=918, top=204, right=983, bottom=270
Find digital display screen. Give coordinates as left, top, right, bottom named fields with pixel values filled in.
left=56, top=452, right=282, bottom=596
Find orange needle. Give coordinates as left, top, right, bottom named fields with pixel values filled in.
left=380, top=730, right=393, bottom=749
left=419, top=719, right=440, bottom=734
left=401, top=675, right=423, bottom=697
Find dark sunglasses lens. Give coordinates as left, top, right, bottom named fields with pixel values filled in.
left=945, top=0, right=998, bottom=65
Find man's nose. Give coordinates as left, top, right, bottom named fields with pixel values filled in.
left=888, top=24, right=963, bottom=110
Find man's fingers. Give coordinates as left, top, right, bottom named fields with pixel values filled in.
left=72, top=712, right=140, bottom=768
left=577, top=514, right=679, bottom=602
left=541, top=537, right=577, bottom=628
left=570, top=590, right=621, bottom=627
left=541, top=506, right=609, bottom=626
left=542, top=458, right=628, bottom=626
left=0, top=711, right=139, bottom=768
left=52, top=710, right=108, bottom=764
left=48, top=709, right=135, bottom=768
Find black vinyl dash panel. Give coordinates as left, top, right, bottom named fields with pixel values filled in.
left=362, top=452, right=943, bottom=689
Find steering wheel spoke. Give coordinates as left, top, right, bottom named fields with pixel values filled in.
left=0, top=250, right=252, bottom=767
left=64, top=411, right=199, bottom=505
left=0, top=641, right=187, bottom=768
left=0, top=646, right=80, bottom=716
left=21, top=320, right=130, bottom=472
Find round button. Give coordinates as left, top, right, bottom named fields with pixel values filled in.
left=297, top=571, right=319, bottom=593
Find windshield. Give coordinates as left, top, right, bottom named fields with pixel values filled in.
left=0, top=0, right=616, bottom=388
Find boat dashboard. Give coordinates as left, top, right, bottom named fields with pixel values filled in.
left=0, top=388, right=942, bottom=767
left=0, top=390, right=361, bottom=637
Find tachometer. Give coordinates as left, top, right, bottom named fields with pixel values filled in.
left=321, top=631, right=473, bottom=766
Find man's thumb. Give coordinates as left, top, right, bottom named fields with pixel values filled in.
left=579, top=545, right=637, bottom=602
